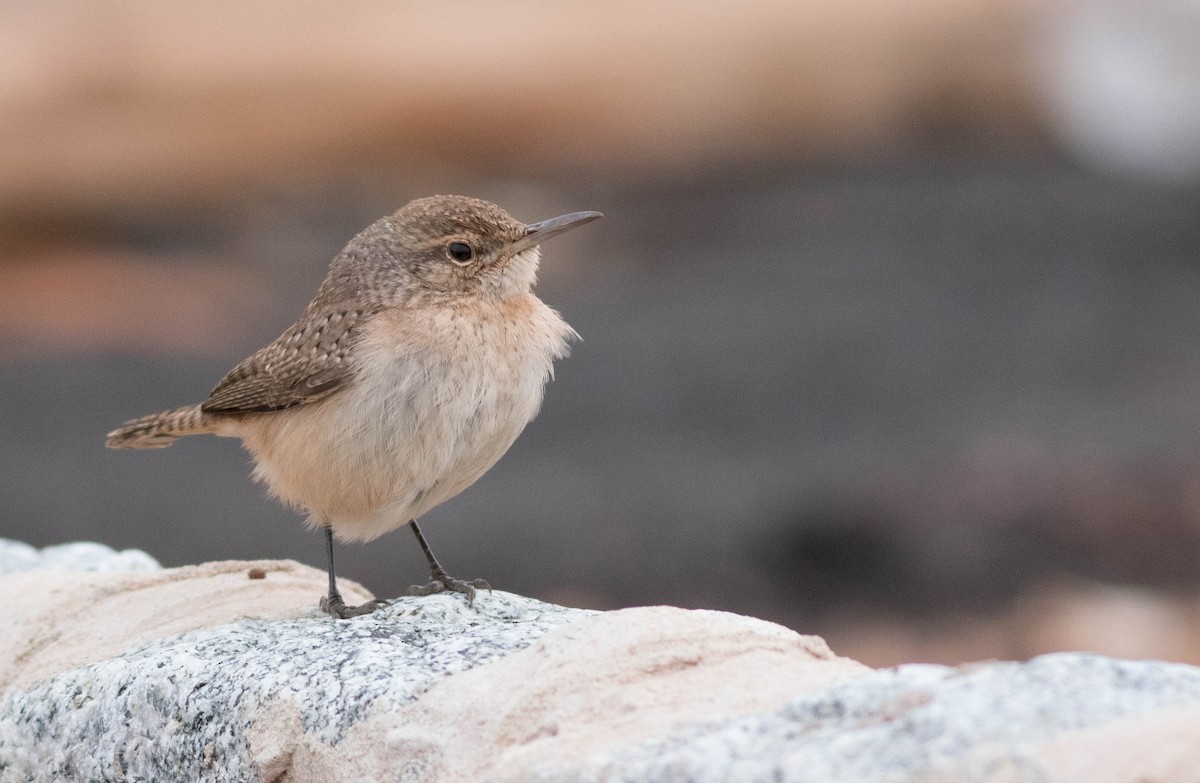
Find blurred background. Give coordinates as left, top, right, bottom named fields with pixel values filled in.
left=4, top=0, right=1200, bottom=667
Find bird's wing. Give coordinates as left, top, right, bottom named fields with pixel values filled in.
left=201, top=305, right=369, bottom=413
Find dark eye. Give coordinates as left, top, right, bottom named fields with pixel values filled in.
left=447, top=242, right=473, bottom=264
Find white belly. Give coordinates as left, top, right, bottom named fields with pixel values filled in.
left=234, top=297, right=575, bottom=542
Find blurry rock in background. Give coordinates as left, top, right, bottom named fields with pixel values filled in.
left=3, top=0, right=1200, bottom=668
left=1039, top=0, right=1200, bottom=183
left=0, top=0, right=1034, bottom=218
left=0, top=246, right=261, bottom=359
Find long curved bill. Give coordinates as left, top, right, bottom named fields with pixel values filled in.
left=509, top=211, right=603, bottom=255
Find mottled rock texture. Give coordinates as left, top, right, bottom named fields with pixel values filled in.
left=2, top=539, right=1200, bottom=782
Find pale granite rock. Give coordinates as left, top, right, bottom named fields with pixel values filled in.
left=562, top=654, right=1200, bottom=783
left=2, top=539, right=1200, bottom=782
left=0, top=538, right=160, bottom=574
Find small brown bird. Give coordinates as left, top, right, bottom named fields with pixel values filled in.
left=107, top=195, right=601, bottom=618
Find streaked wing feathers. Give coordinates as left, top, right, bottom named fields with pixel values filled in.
left=201, top=306, right=367, bottom=413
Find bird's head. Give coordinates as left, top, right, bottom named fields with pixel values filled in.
left=377, top=195, right=601, bottom=301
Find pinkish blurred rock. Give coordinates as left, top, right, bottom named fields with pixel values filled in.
left=0, top=0, right=1036, bottom=215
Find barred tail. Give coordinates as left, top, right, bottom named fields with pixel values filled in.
left=105, top=404, right=216, bottom=450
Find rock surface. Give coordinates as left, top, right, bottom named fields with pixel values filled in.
left=3, top=539, right=1200, bottom=782
left=0, top=538, right=160, bottom=574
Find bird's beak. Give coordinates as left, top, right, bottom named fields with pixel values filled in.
left=508, top=211, right=603, bottom=256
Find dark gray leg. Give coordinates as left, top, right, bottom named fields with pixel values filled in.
left=406, top=519, right=491, bottom=606
left=319, top=526, right=388, bottom=619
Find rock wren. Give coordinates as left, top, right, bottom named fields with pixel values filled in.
left=106, top=195, right=601, bottom=618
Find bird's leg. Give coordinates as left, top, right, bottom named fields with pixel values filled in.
left=319, top=525, right=388, bottom=619
left=406, top=519, right=491, bottom=606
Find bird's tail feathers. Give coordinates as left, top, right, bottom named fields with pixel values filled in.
left=105, top=404, right=216, bottom=450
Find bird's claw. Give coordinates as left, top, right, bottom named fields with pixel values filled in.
left=320, top=594, right=389, bottom=619
left=407, top=569, right=491, bottom=606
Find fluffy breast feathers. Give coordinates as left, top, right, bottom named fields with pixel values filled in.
left=232, top=294, right=577, bottom=541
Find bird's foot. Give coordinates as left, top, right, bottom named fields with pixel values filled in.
left=320, top=593, right=389, bottom=619
left=407, top=566, right=491, bottom=607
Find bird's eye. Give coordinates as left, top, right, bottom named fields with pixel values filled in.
left=447, top=242, right=474, bottom=264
